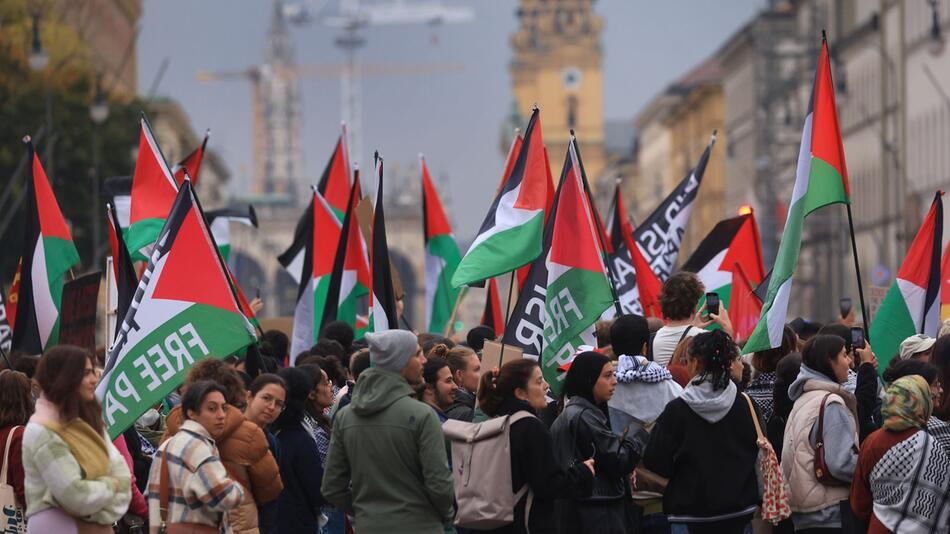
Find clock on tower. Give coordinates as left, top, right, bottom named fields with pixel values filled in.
left=508, top=0, right=606, bottom=184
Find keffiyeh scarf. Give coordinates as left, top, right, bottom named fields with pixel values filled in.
left=870, top=430, right=950, bottom=533
left=615, top=355, right=673, bottom=384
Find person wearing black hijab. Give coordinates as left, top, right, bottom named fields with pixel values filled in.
left=550, top=351, right=647, bottom=533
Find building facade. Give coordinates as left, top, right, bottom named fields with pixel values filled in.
left=510, top=0, right=606, bottom=182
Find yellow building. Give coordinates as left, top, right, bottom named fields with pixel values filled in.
left=510, top=0, right=606, bottom=182
left=663, top=57, right=727, bottom=257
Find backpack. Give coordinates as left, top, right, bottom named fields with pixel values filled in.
left=442, top=412, right=535, bottom=530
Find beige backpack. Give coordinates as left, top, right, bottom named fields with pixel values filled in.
left=442, top=412, right=535, bottom=531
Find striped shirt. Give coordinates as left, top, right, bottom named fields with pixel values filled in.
left=146, top=420, right=245, bottom=534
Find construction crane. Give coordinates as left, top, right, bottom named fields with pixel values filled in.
left=284, top=0, right=474, bottom=172
left=198, top=0, right=472, bottom=201
left=198, top=59, right=463, bottom=197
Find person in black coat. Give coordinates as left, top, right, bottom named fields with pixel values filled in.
left=550, top=351, right=645, bottom=534
left=273, top=367, right=326, bottom=533
left=643, top=330, right=760, bottom=534
left=475, top=359, right=595, bottom=534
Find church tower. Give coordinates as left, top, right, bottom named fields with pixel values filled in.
left=509, top=0, right=605, bottom=183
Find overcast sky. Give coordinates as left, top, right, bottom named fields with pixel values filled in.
left=138, top=0, right=764, bottom=237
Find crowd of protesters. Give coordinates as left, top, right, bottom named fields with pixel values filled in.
left=8, top=276, right=950, bottom=533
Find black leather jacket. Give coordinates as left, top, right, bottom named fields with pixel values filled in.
left=549, top=396, right=646, bottom=501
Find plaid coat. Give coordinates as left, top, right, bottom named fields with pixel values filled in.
left=146, top=420, right=245, bottom=533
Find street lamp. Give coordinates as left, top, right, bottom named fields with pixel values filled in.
left=27, top=13, right=49, bottom=71
left=89, top=74, right=108, bottom=264
left=89, top=75, right=109, bottom=124
left=930, top=0, right=945, bottom=57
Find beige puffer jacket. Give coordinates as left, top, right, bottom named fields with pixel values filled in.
left=781, top=380, right=857, bottom=513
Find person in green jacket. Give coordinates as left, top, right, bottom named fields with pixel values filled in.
left=321, top=329, right=455, bottom=533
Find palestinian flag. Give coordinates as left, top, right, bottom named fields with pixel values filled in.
left=97, top=180, right=256, bottom=439
left=540, top=141, right=612, bottom=389
left=941, top=241, right=950, bottom=321
left=870, top=192, right=943, bottom=369
left=453, top=107, right=549, bottom=287
left=128, top=117, right=180, bottom=261
left=323, top=172, right=371, bottom=335
left=106, top=202, right=138, bottom=342
left=172, top=130, right=209, bottom=187
left=730, top=263, right=762, bottom=342
left=421, top=155, right=462, bottom=334
left=481, top=277, right=504, bottom=335
left=515, top=145, right=557, bottom=289
left=11, top=139, right=80, bottom=354
left=317, top=125, right=352, bottom=220
left=605, top=184, right=663, bottom=318
left=287, top=190, right=341, bottom=362
left=369, top=155, right=400, bottom=331
left=502, top=139, right=612, bottom=393
left=681, top=211, right=765, bottom=315
left=278, top=197, right=314, bottom=286
left=633, top=132, right=715, bottom=280
left=206, top=206, right=258, bottom=260
left=743, top=36, right=851, bottom=354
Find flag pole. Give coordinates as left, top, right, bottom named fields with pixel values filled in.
left=443, top=286, right=468, bottom=337
left=571, top=130, right=623, bottom=317
left=845, top=203, right=870, bottom=340
left=498, top=271, right=517, bottom=366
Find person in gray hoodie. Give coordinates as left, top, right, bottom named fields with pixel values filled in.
left=321, top=330, right=455, bottom=533
left=780, top=334, right=860, bottom=533
left=607, top=314, right=684, bottom=435
left=643, top=330, right=761, bottom=534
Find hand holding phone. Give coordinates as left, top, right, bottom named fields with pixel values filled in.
left=706, top=292, right=720, bottom=316
left=850, top=326, right=866, bottom=350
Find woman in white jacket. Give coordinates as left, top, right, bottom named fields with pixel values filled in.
left=781, top=334, right=863, bottom=533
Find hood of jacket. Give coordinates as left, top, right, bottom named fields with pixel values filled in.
left=788, top=364, right=837, bottom=402
left=350, top=367, right=415, bottom=416
left=680, top=378, right=737, bottom=423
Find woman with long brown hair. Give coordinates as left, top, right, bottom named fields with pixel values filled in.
left=22, top=346, right=131, bottom=533
left=0, top=369, right=35, bottom=510
left=472, top=359, right=595, bottom=534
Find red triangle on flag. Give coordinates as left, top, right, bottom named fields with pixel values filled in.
left=730, top=262, right=762, bottom=342
left=131, top=119, right=179, bottom=224
left=810, top=39, right=850, bottom=198
left=548, top=152, right=603, bottom=273
left=318, top=135, right=352, bottom=215
left=151, top=198, right=241, bottom=315
left=173, top=133, right=208, bottom=187
left=511, top=111, right=549, bottom=212
left=32, top=153, right=73, bottom=242
left=422, top=156, right=453, bottom=239
left=721, top=212, right=766, bottom=285
left=614, top=185, right=663, bottom=319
